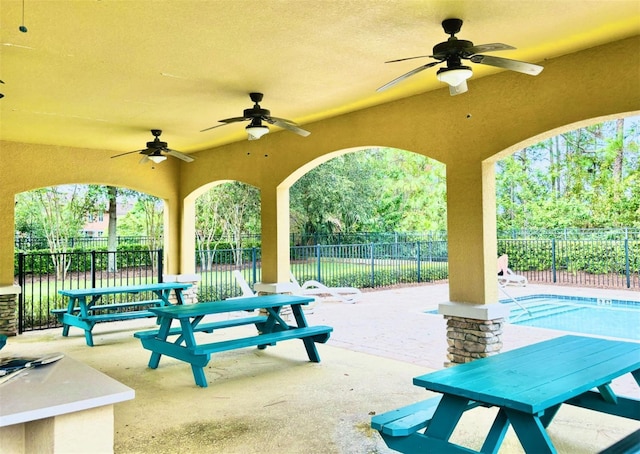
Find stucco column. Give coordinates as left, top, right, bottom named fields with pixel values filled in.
left=164, top=195, right=199, bottom=295
left=260, top=184, right=291, bottom=284
left=0, top=193, right=20, bottom=335
left=0, top=193, right=15, bottom=285
left=180, top=196, right=196, bottom=275
left=445, top=159, right=498, bottom=304
left=163, top=197, right=181, bottom=275
left=441, top=159, right=508, bottom=365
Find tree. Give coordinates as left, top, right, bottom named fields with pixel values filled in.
left=290, top=148, right=447, bottom=239
left=16, top=185, right=102, bottom=278
left=118, top=193, right=164, bottom=270
left=496, top=118, right=640, bottom=230
left=195, top=182, right=260, bottom=267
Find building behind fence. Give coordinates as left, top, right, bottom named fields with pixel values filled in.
left=13, top=230, right=640, bottom=333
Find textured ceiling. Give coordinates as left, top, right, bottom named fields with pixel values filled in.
left=1, top=0, right=639, bottom=156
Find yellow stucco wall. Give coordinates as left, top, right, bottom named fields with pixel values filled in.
left=1, top=36, right=639, bottom=306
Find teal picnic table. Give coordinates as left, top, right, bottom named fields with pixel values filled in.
left=134, top=294, right=333, bottom=387
left=55, top=282, right=192, bottom=347
left=372, top=335, right=640, bottom=453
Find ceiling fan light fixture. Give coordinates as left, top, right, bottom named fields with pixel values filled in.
left=437, top=66, right=472, bottom=87
left=148, top=153, right=167, bottom=164
left=246, top=124, right=269, bottom=140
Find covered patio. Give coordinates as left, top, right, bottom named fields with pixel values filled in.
left=1, top=1, right=638, bottom=336
left=2, top=283, right=638, bottom=453
left=1, top=2, right=639, bottom=451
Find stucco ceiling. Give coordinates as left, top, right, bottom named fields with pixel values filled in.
left=1, top=0, right=639, bottom=157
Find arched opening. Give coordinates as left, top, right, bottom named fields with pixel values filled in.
left=14, top=184, right=165, bottom=333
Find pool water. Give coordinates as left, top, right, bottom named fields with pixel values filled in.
left=500, top=294, right=640, bottom=341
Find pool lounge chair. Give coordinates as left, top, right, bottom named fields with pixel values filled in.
left=290, top=272, right=362, bottom=304
left=497, top=254, right=528, bottom=287
left=229, top=270, right=258, bottom=299
left=230, top=270, right=318, bottom=315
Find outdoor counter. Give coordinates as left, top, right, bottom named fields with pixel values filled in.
left=0, top=355, right=134, bottom=453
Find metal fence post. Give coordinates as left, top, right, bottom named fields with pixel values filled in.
left=18, top=253, right=25, bottom=334
left=370, top=242, right=375, bottom=287
left=90, top=250, right=97, bottom=288
left=315, top=244, right=321, bottom=281
left=551, top=239, right=556, bottom=283
left=157, top=249, right=164, bottom=282
left=251, top=247, right=257, bottom=283
left=417, top=241, right=422, bottom=282
left=624, top=238, right=630, bottom=289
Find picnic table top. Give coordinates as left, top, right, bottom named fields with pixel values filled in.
left=0, top=355, right=134, bottom=427
left=58, top=282, right=192, bottom=297
left=150, top=294, right=315, bottom=319
left=413, top=335, right=640, bottom=414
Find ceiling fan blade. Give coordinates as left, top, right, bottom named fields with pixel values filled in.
left=165, top=148, right=195, bottom=162
left=470, top=54, right=543, bottom=75
left=200, top=117, right=248, bottom=132
left=465, top=43, right=515, bottom=56
left=219, top=116, right=249, bottom=124
left=139, top=155, right=150, bottom=164
left=449, top=80, right=468, bottom=96
left=268, top=118, right=311, bottom=137
left=385, top=54, right=434, bottom=63
left=268, top=116, right=299, bottom=126
left=200, top=123, right=229, bottom=133
left=377, top=60, right=442, bottom=92
left=111, top=149, right=145, bottom=159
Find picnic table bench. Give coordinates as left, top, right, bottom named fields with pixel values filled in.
left=53, top=282, right=192, bottom=346
left=134, top=294, right=333, bottom=387
left=372, top=335, right=640, bottom=453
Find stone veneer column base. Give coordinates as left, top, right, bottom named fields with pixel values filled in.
left=439, top=301, right=510, bottom=367
left=163, top=274, right=201, bottom=304
left=0, top=285, right=21, bottom=336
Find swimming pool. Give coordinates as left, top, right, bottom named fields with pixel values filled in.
left=500, top=294, right=640, bottom=341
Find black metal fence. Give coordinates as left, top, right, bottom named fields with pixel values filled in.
left=13, top=235, right=640, bottom=332
left=15, top=231, right=448, bottom=251
left=15, top=228, right=640, bottom=250
left=14, top=235, right=159, bottom=252
left=499, top=238, right=639, bottom=289
left=16, top=249, right=163, bottom=333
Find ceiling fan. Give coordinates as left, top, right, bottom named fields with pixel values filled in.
left=111, top=130, right=194, bottom=164
left=201, top=92, right=310, bottom=140
left=377, top=18, right=543, bottom=96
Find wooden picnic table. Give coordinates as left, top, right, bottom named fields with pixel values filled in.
left=134, top=294, right=333, bottom=387
left=372, top=335, right=640, bottom=453
left=55, top=282, right=192, bottom=347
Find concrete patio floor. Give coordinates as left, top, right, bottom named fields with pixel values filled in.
left=2, top=283, right=639, bottom=453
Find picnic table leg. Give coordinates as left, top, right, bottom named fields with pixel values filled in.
left=481, top=408, right=510, bottom=454
left=504, top=408, right=556, bottom=454
left=191, top=365, right=208, bottom=388
left=539, top=403, right=561, bottom=428
left=423, top=394, right=468, bottom=440
left=291, top=304, right=322, bottom=362
left=148, top=318, right=173, bottom=369
left=179, top=318, right=209, bottom=388
left=61, top=297, right=76, bottom=337
left=84, top=328, right=94, bottom=347
left=173, top=288, right=185, bottom=305
left=78, top=296, right=95, bottom=347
